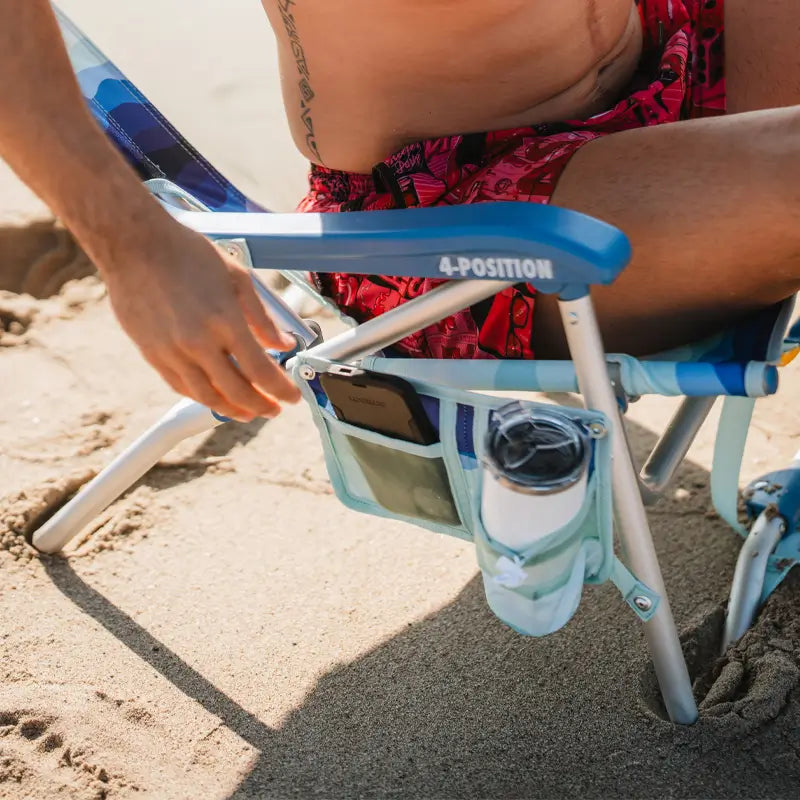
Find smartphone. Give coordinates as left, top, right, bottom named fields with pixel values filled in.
left=319, top=368, right=438, bottom=445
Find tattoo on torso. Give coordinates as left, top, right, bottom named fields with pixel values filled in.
left=276, top=0, right=323, bottom=163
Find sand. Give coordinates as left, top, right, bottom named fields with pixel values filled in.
left=2, top=2, right=800, bottom=798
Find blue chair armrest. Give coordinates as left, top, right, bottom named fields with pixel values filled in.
left=171, top=203, right=632, bottom=297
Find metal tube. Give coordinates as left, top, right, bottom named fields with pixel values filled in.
left=32, top=400, right=221, bottom=554
left=640, top=396, right=717, bottom=504
left=559, top=296, right=698, bottom=724
left=300, top=279, right=514, bottom=364
left=722, top=512, right=786, bottom=652
left=249, top=271, right=320, bottom=348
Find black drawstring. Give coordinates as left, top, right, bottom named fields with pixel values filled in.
left=371, top=162, right=407, bottom=209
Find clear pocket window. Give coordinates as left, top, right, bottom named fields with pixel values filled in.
left=322, top=414, right=462, bottom=528
left=345, top=436, right=460, bottom=526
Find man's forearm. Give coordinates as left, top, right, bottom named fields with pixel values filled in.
left=0, top=2, right=303, bottom=422
left=0, top=0, right=173, bottom=271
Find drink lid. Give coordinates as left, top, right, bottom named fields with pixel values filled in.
left=484, top=402, right=589, bottom=493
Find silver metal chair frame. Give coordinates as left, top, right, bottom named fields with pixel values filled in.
left=31, top=266, right=702, bottom=724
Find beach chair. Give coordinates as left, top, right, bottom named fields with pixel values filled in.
left=32, top=7, right=800, bottom=727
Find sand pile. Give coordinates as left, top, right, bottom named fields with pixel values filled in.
left=0, top=221, right=95, bottom=298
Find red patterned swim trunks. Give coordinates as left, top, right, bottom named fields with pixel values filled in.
left=297, top=0, right=726, bottom=359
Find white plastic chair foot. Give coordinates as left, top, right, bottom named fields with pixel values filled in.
left=31, top=399, right=223, bottom=554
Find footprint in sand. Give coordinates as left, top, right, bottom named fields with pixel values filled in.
left=0, top=706, right=131, bottom=799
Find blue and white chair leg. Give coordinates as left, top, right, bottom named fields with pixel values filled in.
left=723, top=451, right=800, bottom=651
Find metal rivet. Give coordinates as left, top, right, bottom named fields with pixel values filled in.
left=633, top=595, right=653, bottom=612
left=298, top=365, right=316, bottom=381
left=588, top=421, right=607, bottom=439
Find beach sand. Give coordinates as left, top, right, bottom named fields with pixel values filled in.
left=2, top=2, right=800, bottom=798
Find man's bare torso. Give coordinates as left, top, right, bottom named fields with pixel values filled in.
left=263, top=0, right=640, bottom=173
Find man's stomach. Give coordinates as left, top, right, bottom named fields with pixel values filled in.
left=264, top=0, right=641, bottom=173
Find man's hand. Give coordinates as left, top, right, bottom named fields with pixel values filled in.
left=0, top=0, right=301, bottom=422
left=103, top=220, right=302, bottom=422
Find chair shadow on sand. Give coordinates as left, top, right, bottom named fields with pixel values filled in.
left=42, top=414, right=800, bottom=800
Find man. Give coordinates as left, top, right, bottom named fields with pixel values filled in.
left=1, top=1, right=798, bottom=415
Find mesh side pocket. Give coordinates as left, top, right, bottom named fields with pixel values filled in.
left=345, top=436, right=460, bottom=526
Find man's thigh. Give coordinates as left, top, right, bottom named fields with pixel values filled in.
left=726, top=0, right=800, bottom=112
left=536, top=107, right=800, bottom=358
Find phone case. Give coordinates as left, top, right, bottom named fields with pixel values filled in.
left=319, top=371, right=438, bottom=444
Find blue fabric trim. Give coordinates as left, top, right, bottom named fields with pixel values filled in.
left=763, top=531, right=800, bottom=604
left=456, top=404, right=476, bottom=459
left=419, top=395, right=441, bottom=434
left=610, top=558, right=660, bottom=621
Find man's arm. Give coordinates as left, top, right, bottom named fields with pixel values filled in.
left=0, top=0, right=300, bottom=421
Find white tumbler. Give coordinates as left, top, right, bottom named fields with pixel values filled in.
left=480, top=403, right=590, bottom=551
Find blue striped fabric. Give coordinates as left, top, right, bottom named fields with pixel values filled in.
left=456, top=405, right=476, bottom=459
left=361, top=355, right=779, bottom=399
left=54, top=6, right=261, bottom=213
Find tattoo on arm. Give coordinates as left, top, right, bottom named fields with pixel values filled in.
left=276, top=0, right=323, bottom=163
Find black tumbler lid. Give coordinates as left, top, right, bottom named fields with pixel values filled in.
left=484, top=402, right=588, bottom=492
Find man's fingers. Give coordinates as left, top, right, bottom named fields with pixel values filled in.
left=178, top=362, right=256, bottom=422
left=235, top=273, right=296, bottom=352
left=201, top=350, right=283, bottom=419
left=154, top=361, right=189, bottom=397
left=228, top=330, right=301, bottom=405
